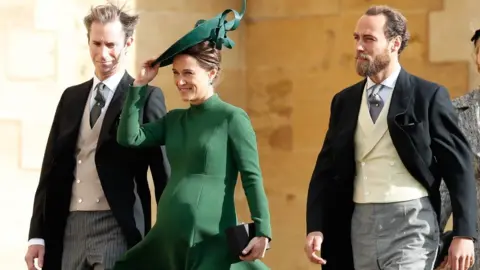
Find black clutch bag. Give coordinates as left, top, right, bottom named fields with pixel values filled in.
left=225, top=222, right=270, bottom=257
left=434, top=230, right=454, bottom=268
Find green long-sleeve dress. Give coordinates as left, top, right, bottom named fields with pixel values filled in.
left=112, top=85, right=272, bottom=270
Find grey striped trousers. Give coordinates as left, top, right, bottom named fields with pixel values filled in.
left=351, top=197, right=439, bottom=270
left=61, top=211, right=128, bottom=270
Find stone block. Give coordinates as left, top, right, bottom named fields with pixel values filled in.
left=258, top=151, right=319, bottom=189
left=248, top=0, right=339, bottom=19
left=34, top=0, right=63, bottom=30
left=0, top=121, right=41, bottom=270
left=469, top=67, right=480, bottom=91
left=247, top=12, right=430, bottom=68
left=0, top=83, right=24, bottom=118
left=0, top=81, right=61, bottom=120
left=0, top=0, right=34, bottom=7
left=0, top=120, right=21, bottom=171
left=34, top=0, right=98, bottom=32
left=216, top=69, right=247, bottom=108
left=429, top=3, right=474, bottom=63
left=428, top=0, right=480, bottom=89
left=20, top=120, right=51, bottom=170
left=293, top=87, right=335, bottom=151
left=0, top=6, right=35, bottom=29
left=247, top=65, right=355, bottom=152
left=399, top=13, right=428, bottom=61
left=246, top=16, right=343, bottom=70
left=246, top=67, right=295, bottom=152
left=5, top=30, right=57, bottom=81
left=0, top=81, right=61, bottom=171
left=401, top=61, right=469, bottom=98
left=136, top=0, right=242, bottom=14
left=340, top=0, right=443, bottom=13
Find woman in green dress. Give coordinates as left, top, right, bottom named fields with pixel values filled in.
left=112, top=1, right=272, bottom=269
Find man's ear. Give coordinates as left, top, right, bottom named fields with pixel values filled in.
left=124, top=37, right=134, bottom=54
left=392, top=36, right=402, bottom=53
left=126, top=37, right=134, bottom=47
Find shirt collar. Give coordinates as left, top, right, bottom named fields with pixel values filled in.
left=365, top=62, right=402, bottom=90
left=92, top=69, right=125, bottom=93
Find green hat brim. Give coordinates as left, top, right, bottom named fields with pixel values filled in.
left=151, top=0, right=246, bottom=67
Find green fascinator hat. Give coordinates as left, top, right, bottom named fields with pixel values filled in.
left=151, top=0, right=246, bottom=67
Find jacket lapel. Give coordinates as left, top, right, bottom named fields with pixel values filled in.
left=387, top=68, right=414, bottom=127
left=337, top=80, right=365, bottom=147
left=97, top=72, right=134, bottom=148
left=67, top=79, right=93, bottom=137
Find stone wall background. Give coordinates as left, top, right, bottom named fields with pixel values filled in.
left=0, top=0, right=478, bottom=269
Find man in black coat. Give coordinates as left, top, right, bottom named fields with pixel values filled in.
left=438, top=29, right=480, bottom=269
left=24, top=3, right=169, bottom=270
left=304, top=5, right=477, bottom=270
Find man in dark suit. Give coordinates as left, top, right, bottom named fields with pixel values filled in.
left=24, top=3, right=169, bottom=270
left=438, top=29, right=480, bottom=269
left=304, top=5, right=476, bottom=270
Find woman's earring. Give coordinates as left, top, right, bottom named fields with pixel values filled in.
left=209, top=80, right=213, bottom=85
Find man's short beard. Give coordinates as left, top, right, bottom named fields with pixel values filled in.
left=356, top=49, right=391, bottom=77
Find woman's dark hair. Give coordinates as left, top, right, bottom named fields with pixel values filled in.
left=181, top=41, right=222, bottom=82
left=471, top=29, right=480, bottom=45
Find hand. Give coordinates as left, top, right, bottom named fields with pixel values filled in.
left=304, top=231, right=327, bottom=265
left=133, top=58, right=160, bottom=87
left=239, top=236, right=269, bottom=261
left=25, top=245, right=45, bottom=270
left=435, top=256, right=448, bottom=269
left=447, top=237, right=475, bottom=270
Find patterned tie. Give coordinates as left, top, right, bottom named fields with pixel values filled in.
left=367, top=84, right=384, bottom=123
left=90, top=82, right=107, bottom=128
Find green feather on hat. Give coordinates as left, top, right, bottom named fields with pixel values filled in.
left=151, top=0, right=247, bottom=67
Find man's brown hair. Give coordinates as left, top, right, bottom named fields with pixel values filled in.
left=83, top=1, right=139, bottom=42
left=365, top=5, right=411, bottom=54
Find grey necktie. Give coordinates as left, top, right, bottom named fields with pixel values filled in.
left=367, top=84, right=384, bottom=123
left=90, top=82, right=107, bottom=128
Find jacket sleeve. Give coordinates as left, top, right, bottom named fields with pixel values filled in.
left=429, top=86, right=477, bottom=240
left=142, top=86, right=170, bottom=203
left=306, top=94, right=339, bottom=235
left=117, top=85, right=166, bottom=147
left=28, top=91, right=66, bottom=240
left=228, top=109, right=272, bottom=240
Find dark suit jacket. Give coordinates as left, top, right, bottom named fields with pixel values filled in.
left=440, top=89, right=480, bottom=228
left=27, top=72, right=170, bottom=270
left=440, top=89, right=480, bottom=268
left=306, top=68, right=477, bottom=269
